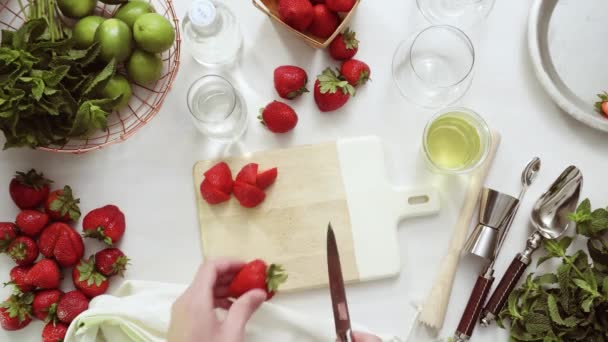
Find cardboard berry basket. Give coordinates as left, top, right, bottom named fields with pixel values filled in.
left=252, top=0, right=361, bottom=49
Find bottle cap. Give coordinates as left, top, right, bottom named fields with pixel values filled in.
left=189, top=0, right=217, bottom=27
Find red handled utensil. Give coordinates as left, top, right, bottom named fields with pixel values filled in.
left=480, top=166, right=583, bottom=327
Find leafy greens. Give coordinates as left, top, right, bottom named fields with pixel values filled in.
left=499, top=199, right=608, bottom=342
left=0, top=19, right=121, bottom=149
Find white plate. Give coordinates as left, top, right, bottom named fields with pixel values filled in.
left=528, top=0, right=608, bottom=132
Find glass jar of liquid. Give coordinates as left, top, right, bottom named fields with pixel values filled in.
left=422, top=107, right=490, bottom=174
left=182, top=0, right=243, bottom=66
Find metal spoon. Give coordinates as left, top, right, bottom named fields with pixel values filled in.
left=490, top=157, right=541, bottom=263
left=480, top=165, right=583, bottom=326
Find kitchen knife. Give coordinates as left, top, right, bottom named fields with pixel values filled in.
left=327, top=223, right=354, bottom=342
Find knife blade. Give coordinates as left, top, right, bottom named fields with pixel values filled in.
left=327, top=223, right=353, bottom=342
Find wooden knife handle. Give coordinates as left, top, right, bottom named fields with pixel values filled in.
left=454, top=275, right=494, bottom=340
left=482, top=255, right=528, bottom=324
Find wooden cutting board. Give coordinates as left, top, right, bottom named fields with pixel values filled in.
left=193, top=136, right=440, bottom=292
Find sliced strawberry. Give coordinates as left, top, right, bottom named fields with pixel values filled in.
left=200, top=179, right=230, bottom=205
left=236, top=163, right=259, bottom=186
left=233, top=181, right=266, bottom=208
left=203, top=162, right=233, bottom=195
left=257, top=168, right=278, bottom=190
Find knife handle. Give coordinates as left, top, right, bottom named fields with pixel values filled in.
left=480, top=255, right=529, bottom=326
left=454, top=275, right=494, bottom=342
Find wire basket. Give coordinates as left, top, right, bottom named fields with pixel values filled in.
left=0, top=0, right=181, bottom=154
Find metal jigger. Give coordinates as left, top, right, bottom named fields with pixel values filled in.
left=463, top=188, right=520, bottom=261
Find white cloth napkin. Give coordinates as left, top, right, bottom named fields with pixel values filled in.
left=64, top=280, right=401, bottom=342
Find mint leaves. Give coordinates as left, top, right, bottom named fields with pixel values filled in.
left=499, top=199, right=608, bottom=341
left=0, top=19, right=119, bottom=149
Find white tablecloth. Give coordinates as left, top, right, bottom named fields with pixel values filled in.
left=1, top=0, right=607, bottom=341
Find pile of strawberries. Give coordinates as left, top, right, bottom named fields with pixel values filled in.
left=259, top=28, right=370, bottom=133
left=0, top=170, right=129, bottom=342
left=201, top=162, right=278, bottom=208
left=277, top=0, right=355, bottom=39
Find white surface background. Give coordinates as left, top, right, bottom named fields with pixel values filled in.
left=1, top=0, right=608, bottom=341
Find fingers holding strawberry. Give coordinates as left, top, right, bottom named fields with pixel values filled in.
left=228, top=259, right=288, bottom=300
left=82, top=205, right=126, bottom=246
left=9, top=169, right=52, bottom=210
left=45, top=185, right=81, bottom=222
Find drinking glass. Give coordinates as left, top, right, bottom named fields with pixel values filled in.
left=392, top=25, right=475, bottom=108
left=187, top=75, right=247, bottom=142
left=422, top=107, right=490, bottom=174
left=417, top=0, right=495, bottom=28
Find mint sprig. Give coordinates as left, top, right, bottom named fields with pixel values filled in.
left=499, top=198, right=608, bottom=341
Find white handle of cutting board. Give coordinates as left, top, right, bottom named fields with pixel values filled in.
left=391, top=186, right=441, bottom=223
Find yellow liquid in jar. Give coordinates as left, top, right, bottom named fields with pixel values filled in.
left=425, top=113, right=482, bottom=171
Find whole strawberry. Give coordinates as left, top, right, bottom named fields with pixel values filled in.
left=341, top=59, right=371, bottom=87
left=595, top=92, right=608, bottom=118
left=73, top=257, right=110, bottom=298
left=259, top=101, right=299, bottom=133
left=9, top=169, right=52, bottom=210
left=25, top=259, right=61, bottom=290
left=38, top=223, right=84, bottom=267
left=309, top=4, right=339, bottom=39
left=329, top=28, right=359, bottom=60
left=0, top=223, right=18, bottom=253
left=326, top=0, right=355, bottom=12
left=314, top=68, right=355, bottom=112
left=56, top=290, right=89, bottom=324
left=42, top=321, right=68, bottom=342
left=274, top=66, right=309, bottom=100
left=228, top=260, right=287, bottom=300
left=8, top=266, right=34, bottom=292
left=83, top=205, right=126, bottom=245
left=95, top=248, right=129, bottom=277
left=16, top=210, right=49, bottom=237
left=278, top=0, right=314, bottom=31
left=45, top=186, right=80, bottom=222
left=8, top=236, right=39, bottom=266
left=33, top=289, right=63, bottom=322
left=0, top=293, right=33, bottom=331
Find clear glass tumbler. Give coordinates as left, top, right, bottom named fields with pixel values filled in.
left=416, top=0, right=496, bottom=28
left=187, top=75, right=247, bottom=142
left=422, top=107, right=490, bottom=174
left=392, top=25, right=475, bottom=109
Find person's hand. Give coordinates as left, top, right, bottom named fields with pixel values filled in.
left=168, top=258, right=267, bottom=342
left=352, top=331, right=382, bottom=341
